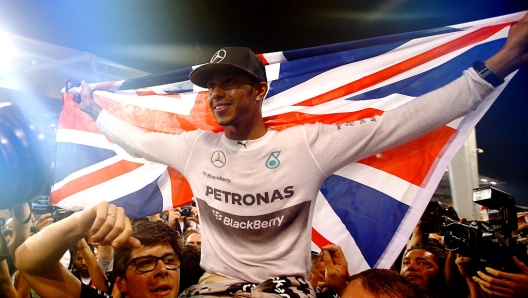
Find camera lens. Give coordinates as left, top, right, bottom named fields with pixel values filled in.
left=0, top=104, right=53, bottom=209
left=435, top=216, right=457, bottom=236
left=443, top=222, right=476, bottom=253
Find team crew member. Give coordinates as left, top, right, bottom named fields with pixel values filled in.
left=76, top=14, right=528, bottom=298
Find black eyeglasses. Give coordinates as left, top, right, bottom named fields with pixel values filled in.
left=128, top=254, right=181, bottom=273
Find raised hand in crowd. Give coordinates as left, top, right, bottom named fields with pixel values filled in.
left=15, top=201, right=138, bottom=298
left=166, top=208, right=182, bottom=230
left=472, top=256, right=528, bottom=298
left=454, top=254, right=486, bottom=298
left=318, top=244, right=349, bottom=297
left=35, top=212, right=55, bottom=232
left=187, top=206, right=199, bottom=225
left=77, top=238, right=109, bottom=293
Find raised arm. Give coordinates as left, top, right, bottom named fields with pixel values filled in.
left=15, top=202, right=138, bottom=298
left=77, top=238, right=109, bottom=293
left=485, top=13, right=528, bottom=79
left=8, top=202, right=31, bottom=260
left=319, top=244, right=349, bottom=297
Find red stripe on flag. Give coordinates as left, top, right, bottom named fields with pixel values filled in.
left=295, top=23, right=512, bottom=107
left=167, top=167, right=194, bottom=207
left=257, top=54, right=269, bottom=65
left=133, top=91, right=183, bottom=97
left=135, top=90, right=158, bottom=96
left=50, top=160, right=143, bottom=204
left=96, top=92, right=223, bottom=134
left=264, top=108, right=384, bottom=131
left=358, top=125, right=457, bottom=186
left=312, top=227, right=333, bottom=249
left=312, top=227, right=351, bottom=279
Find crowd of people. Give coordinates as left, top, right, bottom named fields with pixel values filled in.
left=0, top=202, right=204, bottom=298
left=1, top=199, right=528, bottom=298
left=1, top=10, right=528, bottom=298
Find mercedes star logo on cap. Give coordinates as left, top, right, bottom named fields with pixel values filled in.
left=210, top=49, right=227, bottom=64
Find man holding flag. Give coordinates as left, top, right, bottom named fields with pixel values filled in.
left=74, top=13, right=528, bottom=298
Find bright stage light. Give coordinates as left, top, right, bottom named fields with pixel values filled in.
left=0, top=30, right=18, bottom=72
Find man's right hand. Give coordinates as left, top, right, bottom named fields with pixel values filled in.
left=70, top=201, right=139, bottom=249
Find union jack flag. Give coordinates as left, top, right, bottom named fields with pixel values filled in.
left=53, top=11, right=525, bottom=273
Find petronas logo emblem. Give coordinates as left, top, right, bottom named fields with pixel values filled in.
left=266, top=151, right=281, bottom=169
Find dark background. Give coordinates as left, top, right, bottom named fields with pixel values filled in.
left=0, top=0, right=527, bottom=205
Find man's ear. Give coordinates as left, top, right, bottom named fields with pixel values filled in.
left=255, top=81, right=268, bottom=101
left=115, top=276, right=129, bottom=294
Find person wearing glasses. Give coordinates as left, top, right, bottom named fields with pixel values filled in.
left=15, top=201, right=183, bottom=298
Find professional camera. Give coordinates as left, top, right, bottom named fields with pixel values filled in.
left=443, top=186, right=528, bottom=274
left=420, top=201, right=459, bottom=235
left=0, top=101, right=55, bottom=209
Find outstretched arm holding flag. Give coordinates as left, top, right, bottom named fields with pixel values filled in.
left=68, top=12, right=528, bottom=295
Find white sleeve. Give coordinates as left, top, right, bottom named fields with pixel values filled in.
left=308, top=68, right=494, bottom=175
left=96, top=110, right=202, bottom=173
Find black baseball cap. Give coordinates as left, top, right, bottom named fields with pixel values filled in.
left=189, top=47, right=267, bottom=88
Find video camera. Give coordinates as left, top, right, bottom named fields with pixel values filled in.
left=443, top=186, right=528, bottom=274
left=420, top=201, right=459, bottom=235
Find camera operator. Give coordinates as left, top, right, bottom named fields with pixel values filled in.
left=438, top=187, right=528, bottom=298
left=402, top=209, right=484, bottom=298
left=167, top=205, right=199, bottom=238
left=406, top=201, right=460, bottom=250
left=468, top=212, right=528, bottom=297
left=400, top=241, right=449, bottom=298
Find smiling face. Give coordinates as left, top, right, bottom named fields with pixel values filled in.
left=116, top=243, right=180, bottom=298
left=206, top=71, right=268, bottom=139
left=400, top=249, right=440, bottom=290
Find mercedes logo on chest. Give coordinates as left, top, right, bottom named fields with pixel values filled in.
left=211, top=150, right=226, bottom=168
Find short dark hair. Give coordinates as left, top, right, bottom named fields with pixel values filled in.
left=406, top=241, right=447, bottom=269
left=346, top=269, right=432, bottom=298
left=113, top=220, right=182, bottom=278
